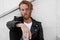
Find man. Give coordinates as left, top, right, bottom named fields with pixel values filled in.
left=6, top=1, right=44, bottom=40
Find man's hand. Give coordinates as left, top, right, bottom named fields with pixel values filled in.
left=16, top=23, right=32, bottom=40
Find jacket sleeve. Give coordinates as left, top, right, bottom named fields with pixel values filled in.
left=38, top=22, right=44, bottom=40
left=6, top=16, right=23, bottom=40
left=6, top=16, right=20, bottom=30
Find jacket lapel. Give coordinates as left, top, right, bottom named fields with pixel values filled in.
left=30, top=18, right=38, bottom=35
left=30, top=20, right=35, bottom=34
left=30, top=18, right=39, bottom=37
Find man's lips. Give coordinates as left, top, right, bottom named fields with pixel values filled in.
left=24, top=13, right=27, bottom=15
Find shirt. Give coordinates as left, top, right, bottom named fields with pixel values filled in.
left=24, top=22, right=32, bottom=30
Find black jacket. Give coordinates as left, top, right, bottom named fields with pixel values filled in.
left=6, top=16, right=44, bottom=40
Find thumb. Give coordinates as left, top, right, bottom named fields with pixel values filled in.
left=29, top=32, right=32, bottom=39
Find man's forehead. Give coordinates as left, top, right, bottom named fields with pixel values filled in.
left=20, top=4, right=28, bottom=7
left=20, top=4, right=29, bottom=9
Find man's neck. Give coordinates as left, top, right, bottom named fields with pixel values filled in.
left=24, top=18, right=32, bottom=23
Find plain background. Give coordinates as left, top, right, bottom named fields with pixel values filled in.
left=0, top=0, right=57, bottom=40
left=57, top=0, right=60, bottom=38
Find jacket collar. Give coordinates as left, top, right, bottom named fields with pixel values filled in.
left=18, top=16, right=36, bottom=23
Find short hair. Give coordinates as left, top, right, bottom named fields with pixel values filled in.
left=19, top=1, right=33, bottom=10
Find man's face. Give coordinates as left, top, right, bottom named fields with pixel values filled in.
left=20, top=4, right=32, bottom=19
